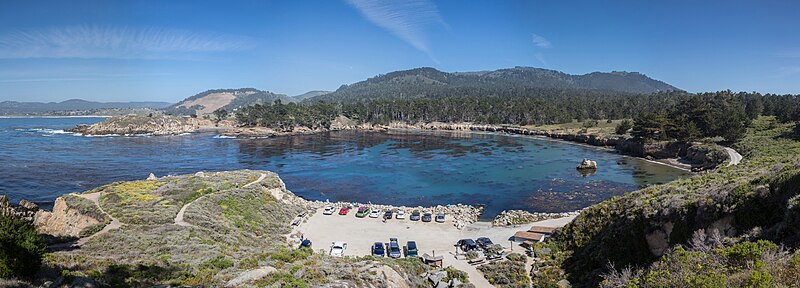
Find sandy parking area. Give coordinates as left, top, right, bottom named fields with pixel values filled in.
left=293, top=207, right=575, bottom=287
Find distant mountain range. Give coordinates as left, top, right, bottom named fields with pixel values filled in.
left=305, top=67, right=679, bottom=103
left=1, top=67, right=680, bottom=116
left=0, top=99, right=170, bottom=116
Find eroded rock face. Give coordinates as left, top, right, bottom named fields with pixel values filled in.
left=34, top=197, right=102, bottom=238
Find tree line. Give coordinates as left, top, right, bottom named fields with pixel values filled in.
left=234, top=90, right=800, bottom=142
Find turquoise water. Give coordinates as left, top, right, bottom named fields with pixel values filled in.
left=0, top=117, right=690, bottom=218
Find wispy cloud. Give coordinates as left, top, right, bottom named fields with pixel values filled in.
left=532, top=33, right=552, bottom=49
left=345, top=0, right=446, bottom=58
left=535, top=52, right=548, bottom=66
left=0, top=25, right=255, bottom=59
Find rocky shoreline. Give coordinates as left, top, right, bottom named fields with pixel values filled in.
left=266, top=175, right=485, bottom=229
left=491, top=209, right=582, bottom=227
left=73, top=115, right=724, bottom=171
left=67, top=114, right=223, bottom=136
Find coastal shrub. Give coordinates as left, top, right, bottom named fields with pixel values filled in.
left=478, top=253, right=530, bottom=287
left=79, top=223, right=107, bottom=238
left=615, top=119, right=633, bottom=135
left=0, top=215, right=45, bottom=278
left=201, top=256, right=234, bottom=270
left=63, top=195, right=110, bottom=223
left=270, top=246, right=313, bottom=264
left=444, top=266, right=470, bottom=284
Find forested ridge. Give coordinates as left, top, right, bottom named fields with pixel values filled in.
left=305, top=67, right=679, bottom=103
left=235, top=89, right=800, bottom=143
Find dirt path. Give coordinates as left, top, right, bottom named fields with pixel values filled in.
left=724, top=147, right=743, bottom=166
left=73, top=192, right=122, bottom=246
left=174, top=173, right=267, bottom=227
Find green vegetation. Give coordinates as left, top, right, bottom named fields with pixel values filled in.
left=63, top=195, right=109, bottom=222
left=478, top=253, right=531, bottom=287
left=0, top=214, right=45, bottom=279
left=308, top=67, right=677, bottom=103
left=530, top=117, right=800, bottom=287
left=96, top=171, right=256, bottom=225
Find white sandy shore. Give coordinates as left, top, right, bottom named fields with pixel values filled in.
left=292, top=207, right=576, bottom=287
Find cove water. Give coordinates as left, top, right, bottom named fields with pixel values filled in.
left=0, top=117, right=690, bottom=218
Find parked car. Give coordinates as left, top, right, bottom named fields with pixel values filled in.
left=300, top=239, right=312, bottom=249
left=396, top=210, right=406, bottom=219
left=355, top=206, right=370, bottom=218
left=476, top=237, right=494, bottom=250
left=435, top=212, right=445, bottom=223
left=338, top=207, right=349, bottom=215
left=422, top=212, right=432, bottom=222
left=372, top=242, right=385, bottom=257
left=410, top=210, right=421, bottom=221
left=330, top=241, right=347, bottom=257
left=405, top=241, right=418, bottom=257
left=383, top=210, right=393, bottom=220
left=456, top=239, right=478, bottom=252
left=388, top=238, right=402, bottom=258
left=369, top=209, right=381, bottom=218
left=322, top=206, right=335, bottom=215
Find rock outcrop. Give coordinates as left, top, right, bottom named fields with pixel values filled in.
left=33, top=196, right=107, bottom=238
left=68, top=114, right=212, bottom=136
left=576, top=159, right=598, bottom=170
left=492, top=209, right=580, bottom=226
left=0, top=195, right=39, bottom=222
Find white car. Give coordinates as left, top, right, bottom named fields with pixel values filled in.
left=330, top=241, right=347, bottom=257
left=322, top=206, right=335, bottom=215
left=435, top=212, right=446, bottom=223
left=395, top=210, right=406, bottom=219
left=369, top=209, right=381, bottom=218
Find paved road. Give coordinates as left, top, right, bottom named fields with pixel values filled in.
left=724, top=147, right=743, bottom=166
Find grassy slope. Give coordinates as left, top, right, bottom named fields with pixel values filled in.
left=45, top=170, right=443, bottom=287
left=533, top=117, right=800, bottom=287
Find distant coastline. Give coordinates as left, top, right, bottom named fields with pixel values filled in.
left=0, top=115, right=112, bottom=119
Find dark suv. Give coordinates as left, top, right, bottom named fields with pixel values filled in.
left=410, top=210, right=421, bottom=221
left=456, top=239, right=478, bottom=252
left=388, top=238, right=402, bottom=258
left=476, top=237, right=494, bottom=250
left=372, top=242, right=385, bottom=257
left=383, top=210, right=393, bottom=220
left=421, top=212, right=432, bottom=222
left=406, top=241, right=418, bottom=258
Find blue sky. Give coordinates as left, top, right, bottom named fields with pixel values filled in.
left=0, top=0, right=798, bottom=102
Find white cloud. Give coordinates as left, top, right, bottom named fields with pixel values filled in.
left=0, top=25, right=255, bottom=59
left=345, top=0, right=445, bottom=57
left=532, top=33, right=552, bottom=49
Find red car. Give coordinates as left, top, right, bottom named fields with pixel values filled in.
left=338, top=207, right=349, bottom=215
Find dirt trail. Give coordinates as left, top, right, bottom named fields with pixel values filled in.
left=173, top=173, right=267, bottom=227
left=724, top=147, right=743, bottom=166
left=73, top=192, right=122, bottom=246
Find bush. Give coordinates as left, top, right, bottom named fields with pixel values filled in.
left=616, top=119, right=633, bottom=135
left=0, top=215, right=45, bottom=278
